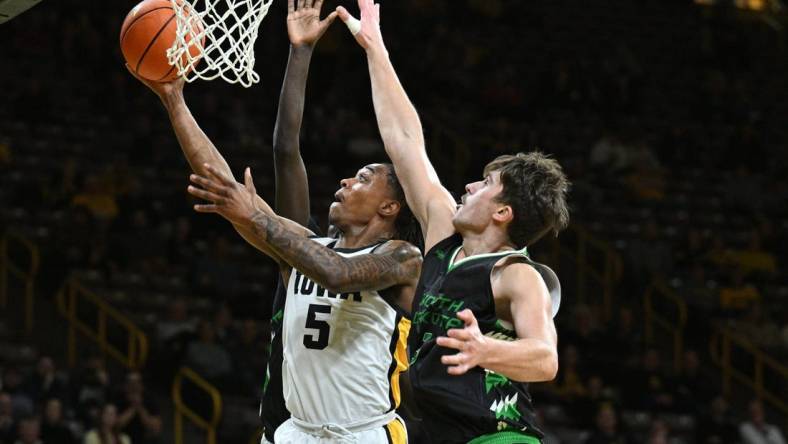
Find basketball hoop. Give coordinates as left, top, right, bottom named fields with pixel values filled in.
left=167, top=0, right=273, bottom=88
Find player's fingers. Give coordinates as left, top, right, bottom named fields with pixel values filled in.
left=244, top=167, right=256, bottom=195
left=447, top=365, right=469, bottom=376
left=203, top=163, right=235, bottom=187
left=194, top=204, right=218, bottom=213
left=288, top=0, right=295, bottom=13
left=446, top=328, right=472, bottom=341
left=441, top=353, right=464, bottom=366
left=336, top=6, right=353, bottom=22
left=457, top=309, right=478, bottom=327
left=304, top=0, right=313, bottom=9
left=187, top=185, right=224, bottom=204
left=321, top=10, right=338, bottom=27
left=190, top=174, right=226, bottom=195
left=336, top=6, right=360, bottom=35
left=314, top=0, right=323, bottom=12
left=436, top=336, right=464, bottom=351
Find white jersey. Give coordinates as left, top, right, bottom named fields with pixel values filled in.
left=281, top=238, right=410, bottom=426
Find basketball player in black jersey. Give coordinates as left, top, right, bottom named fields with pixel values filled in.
left=338, top=1, right=570, bottom=442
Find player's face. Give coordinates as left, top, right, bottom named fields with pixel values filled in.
left=453, top=170, right=506, bottom=233
left=329, top=164, right=393, bottom=229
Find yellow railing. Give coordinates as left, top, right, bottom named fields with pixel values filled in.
left=710, top=327, right=788, bottom=417
left=0, top=231, right=40, bottom=333
left=56, top=278, right=148, bottom=370
left=547, top=225, right=622, bottom=320
left=643, top=281, right=688, bottom=372
left=173, top=366, right=223, bottom=444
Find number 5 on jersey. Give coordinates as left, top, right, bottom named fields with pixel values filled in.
left=304, top=304, right=331, bottom=350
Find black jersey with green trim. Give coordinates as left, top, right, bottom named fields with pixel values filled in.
left=260, top=278, right=289, bottom=442
left=407, top=234, right=561, bottom=443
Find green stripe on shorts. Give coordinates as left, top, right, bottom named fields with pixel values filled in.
left=467, top=430, right=542, bottom=444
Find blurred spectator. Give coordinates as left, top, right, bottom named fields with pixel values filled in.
left=213, top=304, right=235, bottom=345
left=155, top=298, right=195, bottom=346
left=72, top=357, right=110, bottom=426
left=674, top=350, right=713, bottom=413
left=646, top=418, right=682, bottom=444
left=185, top=320, right=232, bottom=383
left=626, top=349, right=674, bottom=411
left=13, top=415, right=41, bottom=444
left=230, top=319, right=268, bottom=396
left=2, top=368, right=33, bottom=418
left=40, top=399, right=75, bottom=444
left=739, top=399, right=786, bottom=444
left=25, top=357, right=66, bottom=405
left=572, top=375, right=617, bottom=429
left=626, top=221, right=672, bottom=287
left=697, top=396, right=738, bottom=444
left=562, top=305, right=602, bottom=352
left=115, top=372, right=161, bottom=444
left=589, top=131, right=629, bottom=175
left=604, top=307, right=642, bottom=367
left=584, top=404, right=634, bottom=444
left=83, top=404, right=130, bottom=444
left=553, top=345, right=586, bottom=399
left=0, top=392, right=15, bottom=444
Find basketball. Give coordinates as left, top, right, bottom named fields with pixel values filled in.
left=120, top=0, right=203, bottom=82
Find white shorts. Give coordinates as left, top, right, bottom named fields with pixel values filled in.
left=273, top=415, right=407, bottom=444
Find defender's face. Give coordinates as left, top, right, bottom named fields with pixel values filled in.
left=328, top=164, right=393, bottom=228
left=453, top=170, right=505, bottom=232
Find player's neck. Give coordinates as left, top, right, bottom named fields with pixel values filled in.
left=334, top=220, right=394, bottom=249
left=457, top=230, right=515, bottom=260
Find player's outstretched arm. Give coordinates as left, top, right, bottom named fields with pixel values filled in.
left=337, top=0, right=456, bottom=252
left=188, top=165, right=422, bottom=295
left=127, top=69, right=288, bottom=264
left=274, top=0, right=337, bottom=225
left=436, top=264, right=558, bottom=382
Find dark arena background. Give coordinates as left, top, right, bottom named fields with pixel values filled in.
left=1, top=0, right=787, bottom=443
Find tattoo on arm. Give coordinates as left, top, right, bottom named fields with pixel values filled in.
left=251, top=211, right=421, bottom=293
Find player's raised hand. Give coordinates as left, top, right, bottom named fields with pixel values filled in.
left=437, top=309, right=490, bottom=376
left=336, top=0, right=384, bottom=52
left=125, top=63, right=185, bottom=99
left=188, top=164, right=262, bottom=228
left=287, top=0, right=338, bottom=48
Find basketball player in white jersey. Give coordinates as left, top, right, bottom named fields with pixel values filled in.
left=128, top=2, right=421, bottom=443
left=187, top=162, right=420, bottom=443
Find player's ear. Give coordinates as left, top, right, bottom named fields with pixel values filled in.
left=492, top=204, right=513, bottom=224
left=378, top=199, right=400, bottom=217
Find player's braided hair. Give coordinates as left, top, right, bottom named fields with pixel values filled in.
left=381, top=163, right=424, bottom=252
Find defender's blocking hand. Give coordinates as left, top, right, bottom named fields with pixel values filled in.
left=336, top=0, right=384, bottom=52
left=287, top=0, right=337, bottom=48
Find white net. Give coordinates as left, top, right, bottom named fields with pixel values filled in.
left=168, top=0, right=273, bottom=88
